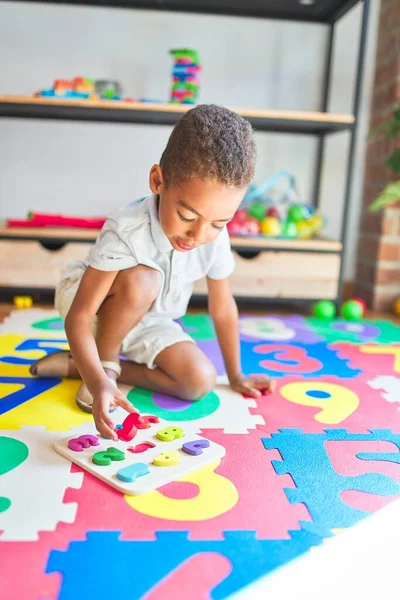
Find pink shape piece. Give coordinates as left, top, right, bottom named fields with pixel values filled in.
left=127, top=442, right=156, bottom=454
left=117, top=414, right=138, bottom=442
left=68, top=434, right=100, bottom=452
left=117, top=413, right=159, bottom=440
left=131, top=413, right=160, bottom=430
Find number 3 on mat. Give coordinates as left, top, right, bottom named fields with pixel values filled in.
left=125, top=460, right=238, bottom=520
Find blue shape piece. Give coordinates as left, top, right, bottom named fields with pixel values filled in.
left=46, top=529, right=322, bottom=600
left=262, top=428, right=400, bottom=537
left=306, top=390, right=331, bottom=399
left=0, top=376, right=61, bottom=414
left=115, top=424, right=123, bottom=430
left=240, top=341, right=361, bottom=379
left=117, top=462, right=150, bottom=483
left=0, top=338, right=67, bottom=365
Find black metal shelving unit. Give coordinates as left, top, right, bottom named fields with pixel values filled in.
left=0, top=0, right=371, bottom=304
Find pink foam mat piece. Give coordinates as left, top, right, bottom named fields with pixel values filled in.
left=326, top=440, right=400, bottom=512
left=250, top=375, right=400, bottom=434
left=60, top=429, right=309, bottom=541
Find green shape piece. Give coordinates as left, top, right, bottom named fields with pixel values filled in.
left=156, top=426, right=185, bottom=442
left=0, top=436, right=29, bottom=513
left=179, top=314, right=216, bottom=341
left=128, top=387, right=220, bottom=422
left=373, top=320, right=400, bottom=344
left=92, top=447, right=125, bottom=466
left=0, top=498, right=11, bottom=512
left=306, top=317, right=400, bottom=345
left=32, top=317, right=64, bottom=331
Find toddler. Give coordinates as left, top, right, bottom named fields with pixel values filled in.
left=31, top=104, right=274, bottom=440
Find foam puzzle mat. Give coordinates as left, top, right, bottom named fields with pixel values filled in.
left=1, top=309, right=400, bottom=598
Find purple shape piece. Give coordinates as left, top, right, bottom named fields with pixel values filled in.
left=197, top=339, right=225, bottom=375
left=182, top=439, right=210, bottom=456
left=331, top=321, right=380, bottom=340
left=240, top=314, right=323, bottom=344
left=153, top=392, right=193, bottom=411
left=68, top=434, right=100, bottom=452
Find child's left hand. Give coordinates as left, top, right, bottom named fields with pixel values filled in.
left=229, top=372, right=276, bottom=398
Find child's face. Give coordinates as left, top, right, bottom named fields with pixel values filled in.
left=150, top=165, right=245, bottom=252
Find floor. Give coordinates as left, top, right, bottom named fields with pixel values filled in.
left=1, top=303, right=400, bottom=599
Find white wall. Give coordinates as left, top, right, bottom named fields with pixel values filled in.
left=0, top=0, right=380, bottom=278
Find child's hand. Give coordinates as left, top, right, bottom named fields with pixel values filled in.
left=92, top=381, right=137, bottom=440
left=229, top=373, right=276, bottom=399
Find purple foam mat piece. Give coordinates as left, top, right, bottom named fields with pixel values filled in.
left=239, top=315, right=323, bottom=344
left=196, top=339, right=225, bottom=376
left=153, top=393, right=192, bottom=411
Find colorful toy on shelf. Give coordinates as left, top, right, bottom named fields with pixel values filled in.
left=312, top=300, right=336, bottom=320
left=7, top=212, right=106, bottom=229
left=261, top=217, right=281, bottom=236
left=341, top=299, right=363, bottom=321
left=13, top=296, right=33, bottom=309
left=169, top=49, right=201, bottom=104
left=229, top=170, right=325, bottom=240
left=35, top=77, right=126, bottom=101
left=227, top=210, right=260, bottom=236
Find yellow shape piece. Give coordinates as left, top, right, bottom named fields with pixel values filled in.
left=0, top=378, right=94, bottom=430
left=280, top=381, right=359, bottom=424
left=153, top=450, right=180, bottom=466
left=0, top=334, right=68, bottom=376
left=361, top=345, right=400, bottom=372
left=126, top=460, right=238, bottom=521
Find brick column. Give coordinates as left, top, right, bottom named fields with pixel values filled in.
left=355, top=0, right=400, bottom=312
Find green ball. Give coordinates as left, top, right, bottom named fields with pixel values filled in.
left=313, top=300, right=336, bottom=320
left=287, top=204, right=307, bottom=223
left=248, top=202, right=266, bottom=222
left=281, top=221, right=298, bottom=238
left=341, top=300, right=363, bottom=321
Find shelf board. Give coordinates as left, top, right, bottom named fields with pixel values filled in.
left=0, top=226, right=342, bottom=253
left=0, top=96, right=355, bottom=135
left=1, top=0, right=360, bottom=23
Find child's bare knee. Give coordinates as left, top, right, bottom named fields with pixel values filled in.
left=114, top=265, right=162, bottom=309
left=179, top=361, right=217, bottom=400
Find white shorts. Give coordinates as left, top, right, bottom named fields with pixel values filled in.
left=55, top=274, right=194, bottom=369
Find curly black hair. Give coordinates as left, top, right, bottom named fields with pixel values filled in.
left=160, top=104, right=256, bottom=188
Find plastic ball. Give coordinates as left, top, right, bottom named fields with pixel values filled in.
left=281, top=221, right=298, bottom=238
left=296, top=220, right=312, bottom=239
left=351, top=297, right=367, bottom=316
left=394, top=298, right=400, bottom=316
left=235, top=209, right=248, bottom=224
left=261, top=217, right=281, bottom=236
left=287, top=204, right=307, bottom=223
left=245, top=218, right=261, bottom=235
left=313, top=300, right=336, bottom=320
left=267, top=206, right=280, bottom=219
left=248, top=202, right=266, bottom=222
left=227, top=220, right=245, bottom=236
left=341, top=300, right=363, bottom=321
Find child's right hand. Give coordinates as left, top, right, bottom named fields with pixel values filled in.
left=92, top=381, right=137, bottom=440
